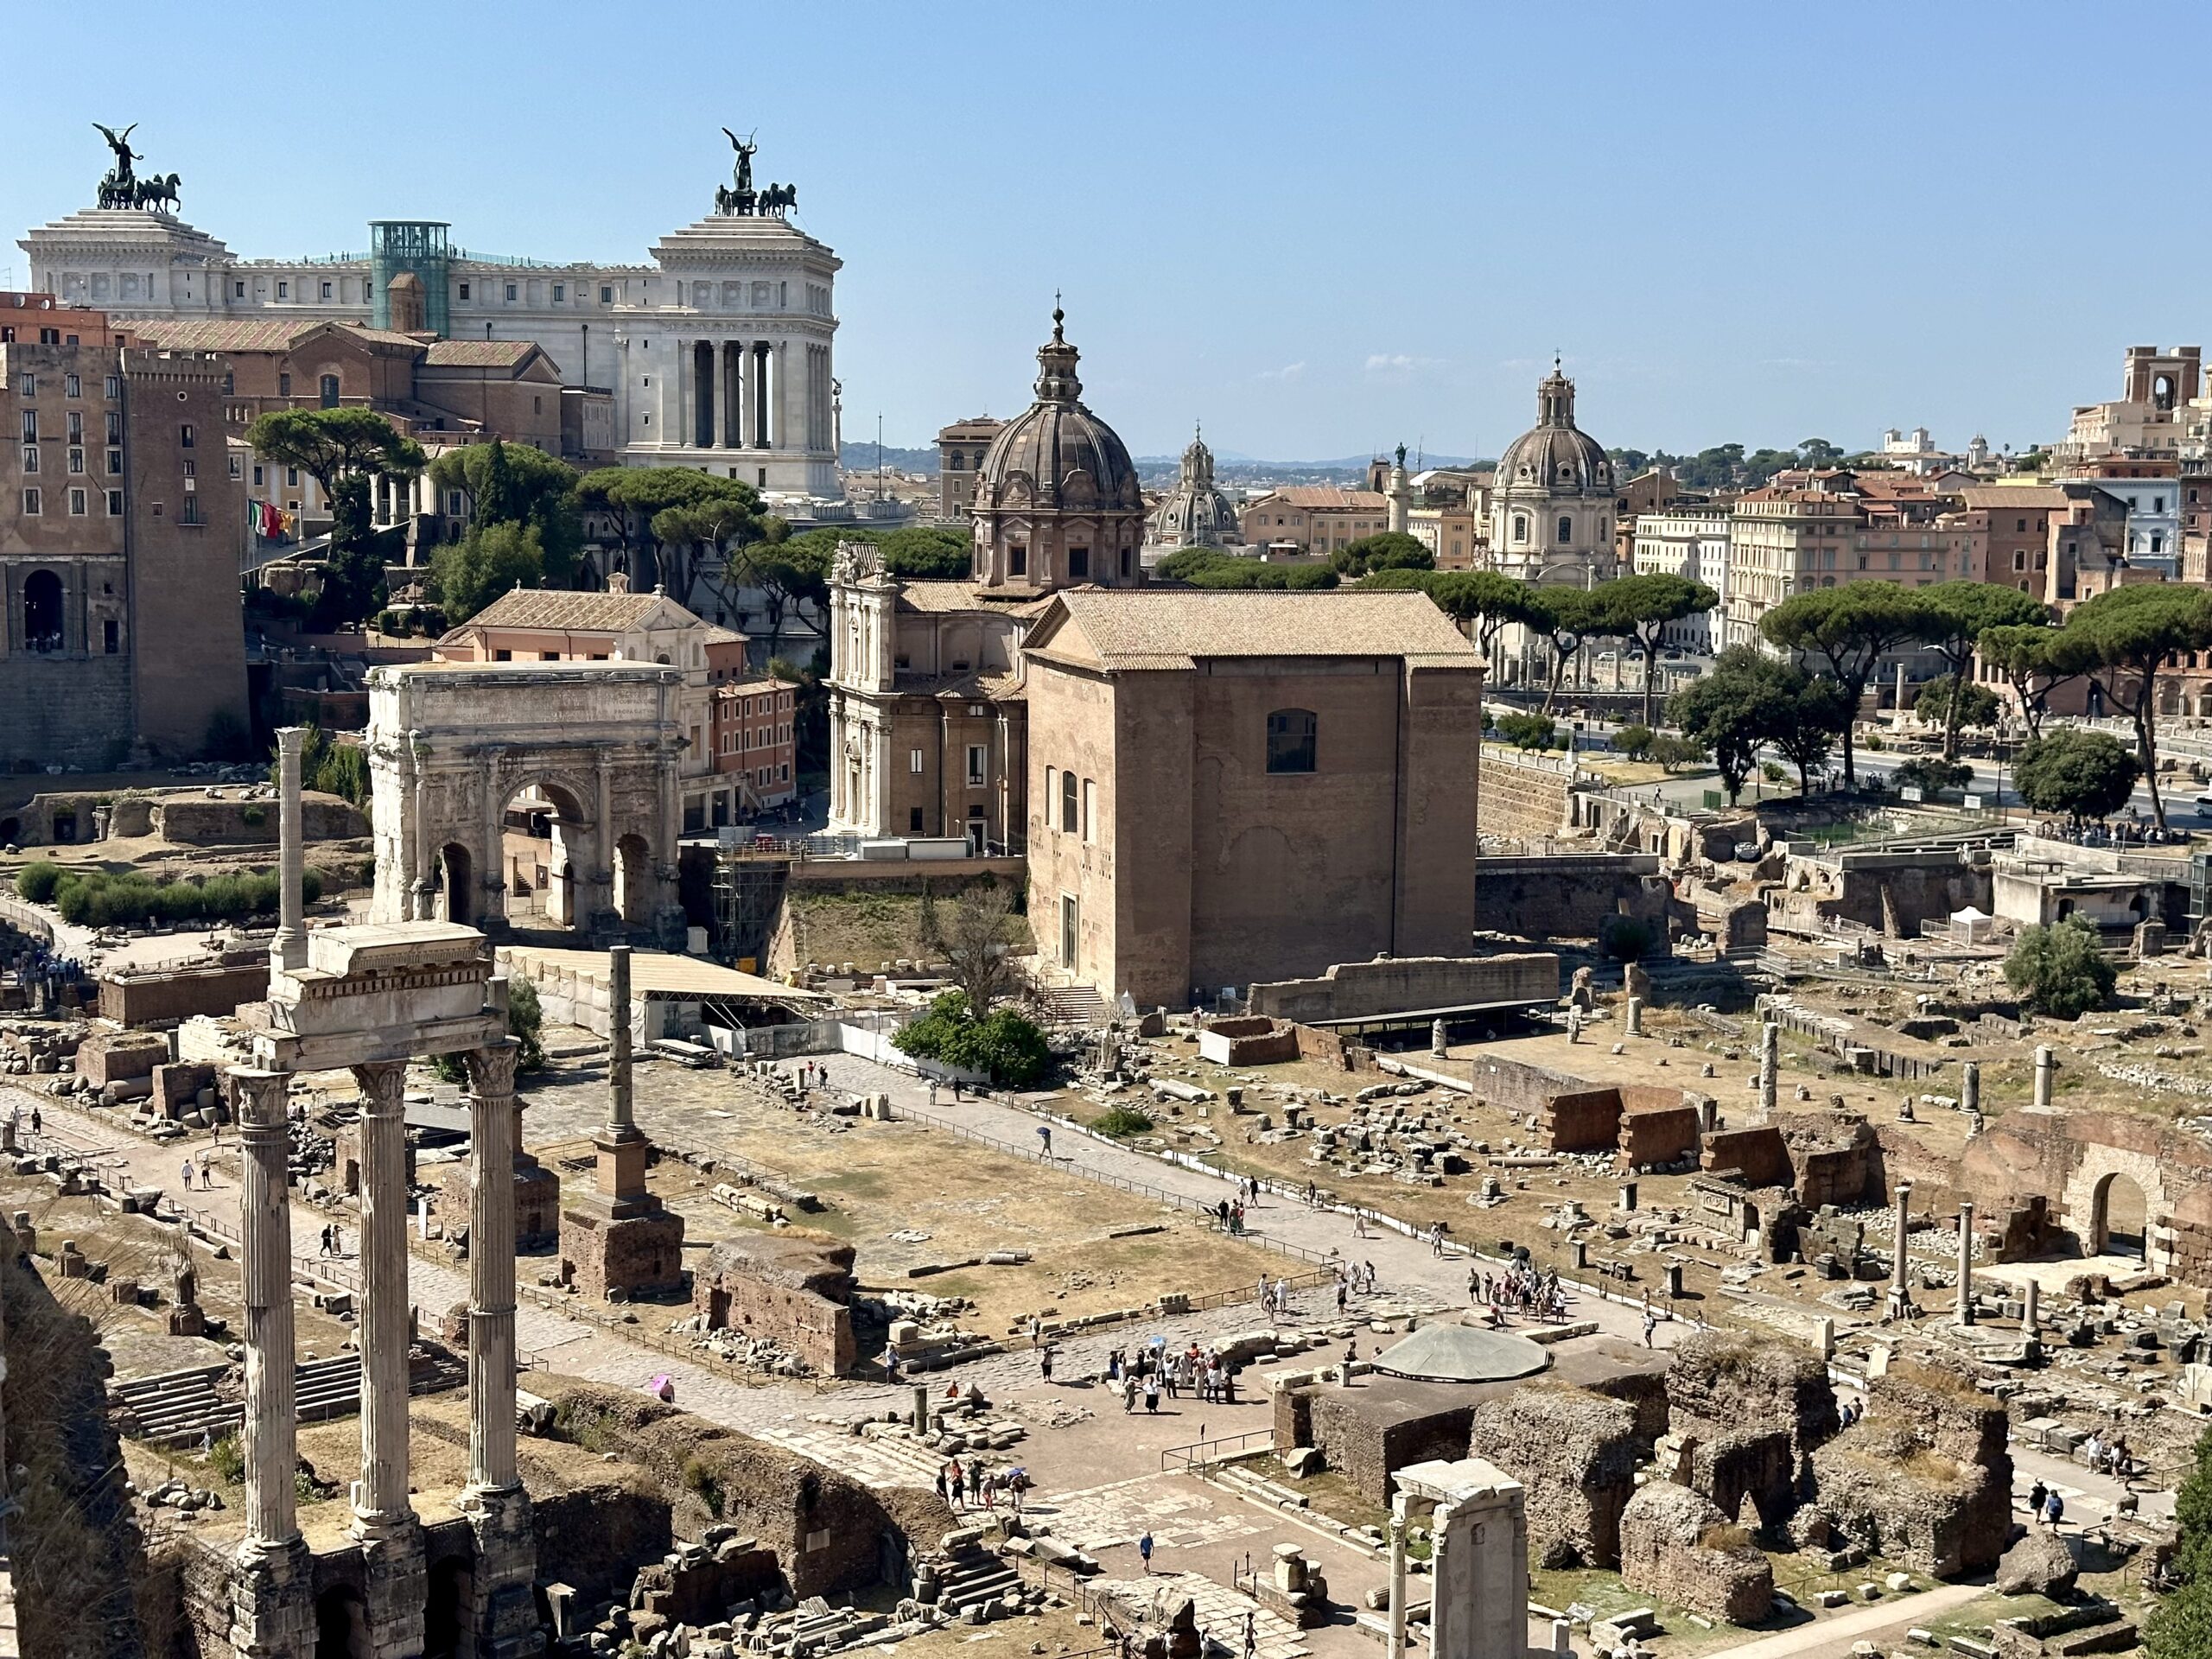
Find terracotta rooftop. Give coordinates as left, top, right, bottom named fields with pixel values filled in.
left=1253, top=486, right=1389, bottom=511
left=130, top=318, right=303, bottom=353
left=451, top=588, right=682, bottom=632
left=422, top=340, right=540, bottom=369
left=1960, top=486, right=2073, bottom=512
left=894, top=581, right=1049, bottom=617
left=1044, top=588, right=1480, bottom=670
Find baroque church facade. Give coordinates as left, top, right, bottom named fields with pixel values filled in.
left=824, top=309, right=1145, bottom=849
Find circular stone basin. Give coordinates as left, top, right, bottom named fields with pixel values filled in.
left=1370, top=1323, right=1550, bottom=1384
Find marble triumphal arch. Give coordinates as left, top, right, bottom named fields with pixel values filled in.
left=365, top=662, right=688, bottom=946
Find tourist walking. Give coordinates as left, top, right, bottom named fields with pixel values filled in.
left=2044, top=1491, right=2064, bottom=1529
left=1040, top=1344, right=1054, bottom=1383
left=1642, top=1308, right=1656, bottom=1348
left=1138, top=1532, right=1154, bottom=1575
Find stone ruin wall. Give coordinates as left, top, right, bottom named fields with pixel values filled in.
left=1475, top=749, right=1573, bottom=838
left=542, top=1382, right=950, bottom=1601
left=1306, top=1390, right=1477, bottom=1506
left=694, top=1238, right=859, bottom=1376
left=1620, top=1104, right=1700, bottom=1169
left=1808, top=1367, right=2011, bottom=1580
left=1961, top=1107, right=2212, bottom=1283
left=1467, top=1383, right=1643, bottom=1569
left=1700, top=1124, right=1792, bottom=1188
left=1617, top=1482, right=1774, bottom=1625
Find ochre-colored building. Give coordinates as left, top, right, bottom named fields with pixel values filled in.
left=1020, top=588, right=1484, bottom=1010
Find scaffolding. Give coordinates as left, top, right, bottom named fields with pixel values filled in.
left=709, top=850, right=788, bottom=969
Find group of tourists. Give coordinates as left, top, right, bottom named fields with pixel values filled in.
left=1105, top=1341, right=1236, bottom=1408
left=936, top=1457, right=1027, bottom=1515
left=178, top=1152, right=213, bottom=1192
left=1471, top=1261, right=1565, bottom=1322
left=1211, top=1198, right=1249, bottom=1235
left=13, top=946, right=85, bottom=1014
left=2026, top=1478, right=2066, bottom=1529
left=2082, top=1429, right=2136, bottom=1482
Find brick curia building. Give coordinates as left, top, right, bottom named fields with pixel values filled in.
left=0, top=336, right=247, bottom=766
left=1020, top=588, right=1484, bottom=1010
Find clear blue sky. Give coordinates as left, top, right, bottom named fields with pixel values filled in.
left=7, top=1, right=2203, bottom=462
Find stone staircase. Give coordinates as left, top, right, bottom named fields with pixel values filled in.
left=110, top=1363, right=238, bottom=1448
left=111, top=1347, right=462, bottom=1447
left=1040, top=984, right=1108, bottom=1028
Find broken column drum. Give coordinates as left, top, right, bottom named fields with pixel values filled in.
left=1961, top=1061, right=1980, bottom=1118
left=2033, top=1045, right=2055, bottom=1109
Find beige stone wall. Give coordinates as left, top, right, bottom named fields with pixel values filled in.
left=1476, top=747, right=1573, bottom=837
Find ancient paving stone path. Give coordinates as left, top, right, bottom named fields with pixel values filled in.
left=806, top=1052, right=1681, bottom=1351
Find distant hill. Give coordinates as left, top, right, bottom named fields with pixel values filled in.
left=841, top=441, right=941, bottom=475
left=842, top=441, right=1491, bottom=480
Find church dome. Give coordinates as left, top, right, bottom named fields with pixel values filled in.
left=1497, top=364, right=1612, bottom=495
left=974, top=308, right=1141, bottom=513
left=1148, top=425, right=1242, bottom=547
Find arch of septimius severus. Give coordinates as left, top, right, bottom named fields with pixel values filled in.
left=364, top=662, right=688, bottom=948
left=188, top=729, right=543, bottom=1658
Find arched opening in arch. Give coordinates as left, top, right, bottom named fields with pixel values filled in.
left=422, top=1556, right=473, bottom=1659
left=314, top=1586, right=369, bottom=1659
left=499, top=779, right=592, bottom=933
left=2092, top=1172, right=2148, bottom=1259
left=435, top=842, right=473, bottom=925
left=614, top=832, right=655, bottom=925
left=22, top=569, right=62, bottom=652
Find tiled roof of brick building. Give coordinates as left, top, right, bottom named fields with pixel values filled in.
left=894, top=581, right=1049, bottom=617
left=1959, top=486, right=2072, bottom=511
left=1044, top=588, right=1478, bottom=670
left=131, top=319, right=304, bottom=353
left=422, top=340, right=541, bottom=369
left=1252, top=487, right=1389, bottom=511
left=455, top=589, right=677, bottom=632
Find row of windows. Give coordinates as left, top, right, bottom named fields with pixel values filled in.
left=13, top=373, right=117, bottom=400
left=910, top=745, right=992, bottom=787
left=18, top=446, right=121, bottom=476
left=19, top=410, right=124, bottom=443
left=14, top=373, right=120, bottom=399
left=1044, top=766, right=1098, bottom=841
left=20, top=487, right=125, bottom=516
left=717, top=725, right=792, bottom=753
left=1510, top=514, right=1609, bottom=544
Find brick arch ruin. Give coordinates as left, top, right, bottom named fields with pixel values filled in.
left=365, top=662, right=688, bottom=946
left=1961, top=1108, right=2212, bottom=1281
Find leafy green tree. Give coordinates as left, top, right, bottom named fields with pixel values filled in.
left=245, top=407, right=427, bottom=626
left=2145, top=1579, right=2212, bottom=1659
left=426, top=440, right=582, bottom=584
left=2003, top=917, right=2117, bottom=1019
left=1908, top=582, right=2049, bottom=760
left=1533, top=588, right=1613, bottom=713
left=1761, top=582, right=1926, bottom=783
left=1357, top=568, right=1545, bottom=661
left=1669, top=649, right=1771, bottom=801
left=2063, top=583, right=2212, bottom=827
left=1798, top=438, right=1843, bottom=463
left=1669, top=645, right=1848, bottom=800
left=1493, top=713, right=1558, bottom=751
left=2012, top=728, right=2141, bottom=826
left=1978, top=622, right=2094, bottom=740
left=1607, top=573, right=1719, bottom=728
left=1893, top=757, right=1974, bottom=798
left=1329, top=531, right=1432, bottom=578
left=433, top=521, right=545, bottom=623
left=892, top=991, right=1051, bottom=1086
left=1614, top=724, right=1655, bottom=762
left=2171, top=1419, right=2212, bottom=1585
left=875, top=525, right=972, bottom=579
left=1159, top=549, right=1336, bottom=589
left=1909, top=677, right=2001, bottom=733
left=1649, top=734, right=1708, bottom=773
left=577, top=466, right=772, bottom=604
